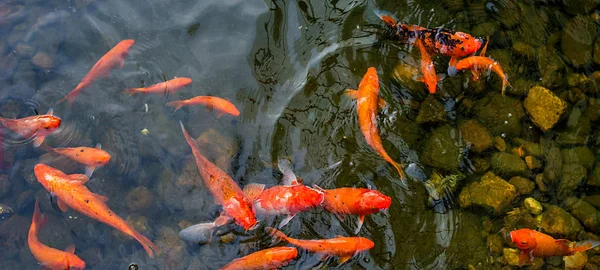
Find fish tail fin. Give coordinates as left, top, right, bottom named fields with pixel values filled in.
left=122, top=88, right=138, bottom=96
left=571, top=240, right=600, bottom=253
left=391, top=161, right=407, bottom=184
left=165, top=101, right=184, bottom=112
left=132, top=231, right=159, bottom=259
left=373, top=9, right=398, bottom=27
left=57, top=92, right=77, bottom=106
left=501, top=78, right=511, bottom=96
left=265, top=227, right=289, bottom=243
left=32, top=199, right=48, bottom=232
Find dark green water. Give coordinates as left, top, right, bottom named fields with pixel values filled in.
left=0, top=0, right=599, bottom=269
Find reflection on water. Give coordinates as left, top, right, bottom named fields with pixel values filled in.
left=0, top=0, right=599, bottom=269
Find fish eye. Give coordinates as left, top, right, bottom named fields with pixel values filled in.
left=520, top=241, right=527, bottom=244
left=460, top=47, right=465, bottom=51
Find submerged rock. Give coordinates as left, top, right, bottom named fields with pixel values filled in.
left=125, top=186, right=155, bottom=212
left=473, top=93, right=525, bottom=137
left=564, top=251, right=587, bottom=270
left=503, top=248, right=521, bottom=267
left=524, top=198, right=543, bottom=215
left=509, top=176, right=535, bottom=195
left=458, top=172, right=517, bottom=213
left=0, top=175, right=9, bottom=199
left=504, top=207, right=537, bottom=230
left=556, top=109, right=591, bottom=146
left=565, top=197, right=600, bottom=233
left=491, top=152, right=527, bottom=177
left=540, top=204, right=583, bottom=239
left=459, top=120, right=492, bottom=153
left=589, top=163, right=600, bottom=187
left=542, top=139, right=562, bottom=184
left=561, top=15, right=596, bottom=68
left=416, top=95, right=447, bottom=124
left=562, top=147, right=594, bottom=170
left=524, top=86, right=567, bottom=131
left=0, top=203, right=14, bottom=221
left=421, top=125, right=463, bottom=171
left=559, top=163, right=587, bottom=197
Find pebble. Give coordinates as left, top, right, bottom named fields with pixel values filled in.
left=564, top=251, right=587, bottom=270
left=524, top=198, right=543, bottom=215
left=31, top=52, right=53, bottom=69
left=0, top=203, right=14, bottom=220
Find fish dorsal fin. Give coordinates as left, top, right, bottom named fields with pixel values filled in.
left=311, top=184, right=325, bottom=193
left=57, top=199, right=69, bottom=212
left=69, top=174, right=89, bottom=184
left=64, top=244, right=75, bottom=254
left=46, top=108, right=54, bottom=115
left=437, top=73, right=446, bottom=81
left=95, top=143, right=102, bottom=149
left=92, top=193, right=109, bottom=202
left=242, top=183, right=265, bottom=201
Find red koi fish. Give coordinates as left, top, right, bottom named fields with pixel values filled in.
left=59, top=39, right=135, bottom=105
left=266, top=227, right=374, bottom=264
left=220, top=247, right=298, bottom=270
left=46, top=143, right=110, bottom=177
left=315, top=186, right=391, bottom=234
left=166, top=96, right=240, bottom=117
left=344, top=67, right=405, bottom=181
left=34, top=164, right=158, bottom=258
left=0, top=109, right=61, bottom=147
left=510, top=228, right=600, bottom=266
left=28, top=199, right=86, bottom=270
left=242, top=159, right=324, bottom=228
left=180, top=121, right=257, bottom=230
left=447, top=39, right=510, bottom=95
left=415, top=38, right=445, bottom=94
left=123, top=77, right=192, bottom=96
left=377, top=11, right=482, bottom=66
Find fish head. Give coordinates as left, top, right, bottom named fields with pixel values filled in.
left=116, top=39, right=135, bottom=58
left=34, top=164, right=62, bottom=191
left=224, top=196, right=257, bottom=231
left=510, top=229, right=537, bottom=250
left=37, top=115, right=61, bottom=133
left=67, top=254, right=86, bottom=270
left=357, top=237, right=375, bottom=251
left=95, top=150, right=112, bottom=165
left=265, top=247, right=298, bottom=263
left=453, top=32, right=482, bottom=57
left=360, top=190, right=392, bottom=211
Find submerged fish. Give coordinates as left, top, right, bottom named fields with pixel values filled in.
left=510, top=228, right=600, bottom=266
left=59, top=39, right=135, bottom=105
left=34, top=164, right=158, bottom=258
left=220, top=246, right=298, bottom=270
left=0, top=108, right=61, bottom=147
left=447, top=55, right=510, bottom=95
left=266, top=227, right=374, bottom=264
left=178, top=215, right=231, bottom=244
left=166, top=96, right=240, bottom=117
left=344, top=67, right=405, bottom=181
left=28, top=199, right=86, bottom=270
left=415, top=38, right=445, bottom=94
left=45, top=143, right=111, bottom=177
left=124, top=77, right=192, bottom=96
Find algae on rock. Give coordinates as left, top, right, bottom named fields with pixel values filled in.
left=524, top=86, right=567, bottom=132
left=491, top=152, right=527, bottom=177
left=416, top=95, right=447, bottom=124
left=421, top=125, right=463, bottom=171
left=565, top=197, right=600, bottom=233
left=459, top=120, right=492, bottom=153
left=458, top=172, right=517, bottom=214
left=540, top=204, right=583, bottom=239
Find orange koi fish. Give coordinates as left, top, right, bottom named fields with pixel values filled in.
left=345, top=67, right=405, bottom=181
left=34, top=164, right=158, bottom=258
left=166, top=95, right=240, bottom=117
left=123, top=77, right=192, bottom=96
left=46, top=143, right=110, bottom=177
left=0, top=109, right=61, bottom=147
left=377, top=11, right=482, bottom=66
left=180, top=121, right=257, bottom=230
left=242, top=159, right=324, bottom=228
left=28, top=199, right=86, bottom=270
left=59, top=39, right=135, bottom=105
left=510, top=228, right=600, bottom=266
left=266, top=227, right=374, bottom=264
left=220, top=246, right=298, bottom=270
left=315, top=186, right=391, bottom=234
left=447, top=39, right=510, bottom=95
left=415, top=38, right=445, bottom=94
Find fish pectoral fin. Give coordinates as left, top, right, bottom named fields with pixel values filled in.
left=338, top=255, right=352, bottom=264
left=95, top=143, right=102, bottom=149
left=413, top=75, right=424, bottom=82
left=216, top=112, right=223, bottom=118
left=64, top=244, right=76, bottom=254
left=85, top=166, right=96, bottom=178
left=69, top=173, right=89, bottom=184
left=46, top=108, right=54, bottom=115
left=33, top=135, right=46, bottom=147
left=344, top=89, right=359, bottom=99
left=436, top=73, right=446, bottom=81
left=316, top=253, right=329, bottom=261
left=242, top=183, right=265, bottom=201
left=214, top=214, right=232, bottom=227
left=354, top=215, right=365, bottom=234
left=335, top=213, right=345, bottom=221
left=278, top=214, right=295, bottom=228
left=470, top=70, right=480, bottom=81
left=377, top=98, right=387, bottom=110
left=57, top=199, right=69, bottom=212
left=449, top=57, right=459, bottom=68
left=93, top=193, right=109, bottom=202
left=518, top=251, right=532, bottom=266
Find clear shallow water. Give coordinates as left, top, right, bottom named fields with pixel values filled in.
left=0, top=0, right=599, bottom=269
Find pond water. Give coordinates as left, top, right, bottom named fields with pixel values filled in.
left=0, top=0, right=599, bottom=269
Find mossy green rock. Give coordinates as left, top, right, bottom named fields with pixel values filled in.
left=458, top=172, right=517, bottom=213
left=416, top=95, right=447, bottom=124
left=524, top=198, right=543, bottom=215
left=565, top=197, right=600, bottom=233
left=524, top=86, right=567, bottom=131
left=588, top=163, right=600, bottom=187
left=561, top=15, right=596, bottom=68
left=509, top=176, right=535, bottom=195
left=559, top=163, right=587, bottom=196
left=491, top=152, right=527, bottom=177
left=459, top=120, right=492, bottom=153
left=540, top=204, right=583, bottom=239
left=595, top=41, right=600, bottom=66
left=422, top=125, right=462, bottom=171
left=584, top=195, right=600, bottom=209
left=568, top=73, right=593, bottom=91
left=513, top=138, right=543, bottom=157
left=473, top=93, right=525, bottom=137
left=555, top=108, right=591, bottom=146
left=561, top=147, right=595, bottom=170
left=503, top=248, right=521, bottom=267
left=504, top=207, right=537, bottom=229
left=562, top=0, right=598, bottom=15
left=487, top=234, right=504, bottom=255
left=538, top=47, right=565, bottom=89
